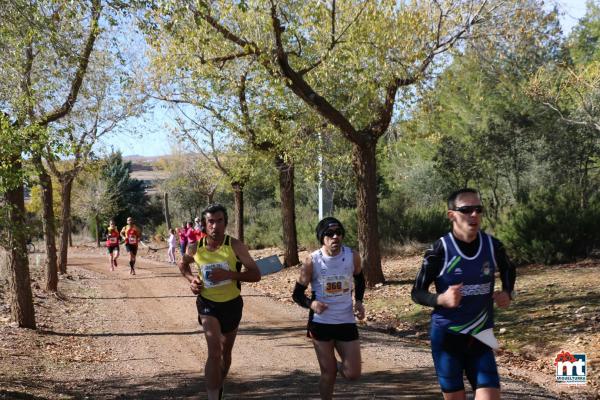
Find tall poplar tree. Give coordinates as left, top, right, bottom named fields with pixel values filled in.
left=146, top=0, right=537, bottom=284
left=0, top=0, right=102, bottom=325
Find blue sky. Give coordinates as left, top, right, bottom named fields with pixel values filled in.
left=103, top=0, right=591, bottom=158
left=558, top=0, right=590, bottom=31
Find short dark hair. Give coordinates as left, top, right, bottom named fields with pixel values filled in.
left=315, top=217, right=345, bottom=244
left=447, top=188, right=480, bottom=210
left=201, top=203, right=228, bottom=226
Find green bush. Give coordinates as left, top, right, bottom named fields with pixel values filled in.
left=378, top=192, right=449, bottom=244
left=497, top=187, right=600, bottom=264
left=295, top=205, right=321, bottom=249
left=402, top=207, right=450, bottom=243
left=244, top=206, right=282, bottom=249
left=243, top=203, right=358, bottom=251
left=153, top=222, right=170, bottom=242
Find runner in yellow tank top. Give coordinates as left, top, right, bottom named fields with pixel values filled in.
left=194, top=234, right=241, bottom=302
left=178, top=204, right=261, bottom=400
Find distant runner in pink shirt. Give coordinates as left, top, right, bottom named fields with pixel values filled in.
left=178, top=223, right=188, bottom=256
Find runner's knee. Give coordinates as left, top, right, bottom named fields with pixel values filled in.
left=319, top=361, right=337, bottom=378
left=320, top=368, right=337, bottom=382
left=206, top=347, right=223, bottom=360
left=342, top=365, right=361, bottom=381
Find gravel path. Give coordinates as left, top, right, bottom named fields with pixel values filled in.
left=41, top=251, right=563, bottom=399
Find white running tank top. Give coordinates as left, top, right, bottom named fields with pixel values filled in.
left=311, top=246, right=355, bottom=324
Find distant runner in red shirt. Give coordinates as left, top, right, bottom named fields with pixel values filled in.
left=186, top=221, right=198, bottom=256
left=106, top=220, right=120, bottom=271
left=194, top=216, right=207, bottom=244
left=120, top=216, right=142, bottom=275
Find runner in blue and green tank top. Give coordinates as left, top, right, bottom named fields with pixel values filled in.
left=178, top=204, right=261, bottom=400
left=412, top=188, right=516, bottom=400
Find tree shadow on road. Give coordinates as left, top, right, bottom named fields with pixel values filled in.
left=1, top=369, right=440, bottom=399
left=0, top=365, right=562, bottom=400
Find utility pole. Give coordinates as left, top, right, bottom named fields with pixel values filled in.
left=318, top=132, right=324, bottom=220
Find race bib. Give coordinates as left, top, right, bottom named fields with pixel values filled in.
left=128, top=235, right=137, bottom=244
left=321, top=275, right=351, bottom=298
left=109, top=237, right=118, bottom=244
left=199, top=262, right=232, bottom=288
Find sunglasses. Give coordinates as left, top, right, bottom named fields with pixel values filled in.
left=453, top=205, right=484, bottom=214
left=324, top=229, right=344, bottom=237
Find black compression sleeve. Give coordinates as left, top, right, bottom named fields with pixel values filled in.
left=292, top=282, right=312, bottom=309
left=354, top=272, right=365, bottom=302
left=493, top=238, right=516, bottom=294
left=411, top=239, right=444, bottom=307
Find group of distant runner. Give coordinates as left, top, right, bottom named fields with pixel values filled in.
left=105, top=217, right=141, bottom=275
left=104, top=216, right=207, bottom=272
left=103, top=188, right=515, bottom=400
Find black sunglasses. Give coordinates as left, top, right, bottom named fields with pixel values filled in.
left=324, top=229, right=344, bottom=237
left=453, top=205, right=484, bottom=214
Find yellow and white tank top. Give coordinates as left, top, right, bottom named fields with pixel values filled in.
left=194, top=235, right=241, bottom=302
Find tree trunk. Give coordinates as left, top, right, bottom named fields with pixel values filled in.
left=352, top=141, right=385, bottom=286
left=37, top=164, right=59, bottom=291
left=231, top=182, right=244, bottom=242
left=58, top=177, right=73, bottom=274
left=275, top=157, right=300, bottom=267
left=95, top=214, right=101, bottom=247
left=4, top=176, right=36, bottom=329
left=163, top=192, right=171, bottom=230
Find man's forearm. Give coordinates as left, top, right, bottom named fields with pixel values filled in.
left=178, top=261, right=194, bottom=282
left=230, top=269, right=261, bottom=283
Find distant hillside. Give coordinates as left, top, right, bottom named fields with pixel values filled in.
left=123, top=155, right=168, bottom=163
left=125, top=156, right=169, bottom=195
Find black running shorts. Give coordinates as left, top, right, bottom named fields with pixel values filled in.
left=107, top=245, right=119, bottom=254
left=196, top=295, right=243, bottom=334
left=125, top=244, right=138, bottom=256
left=308, top=321, right=359, bottom=342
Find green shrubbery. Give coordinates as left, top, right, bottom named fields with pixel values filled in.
left=240, top=206, right=280, bottom=250
left=497, top=187, right=600, bottom=264
left=378, top=192, right=449, bottom=245
left=243, top=204, right=341, bottom=250
left=153, top=222, right=169, bottom=242
left=242, top=193, right=448, bottom=251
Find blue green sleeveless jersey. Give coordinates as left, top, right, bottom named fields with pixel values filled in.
left=411, top=231, right=515, bottom=334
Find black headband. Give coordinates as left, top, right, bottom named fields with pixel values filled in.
left=316, top=217, right=345, bottom=244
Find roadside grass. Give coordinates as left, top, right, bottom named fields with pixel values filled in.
left=494, top=262, right=599, bottom=356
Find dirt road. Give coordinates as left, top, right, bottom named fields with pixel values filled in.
left=27, top=250, right=563, bottom=399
